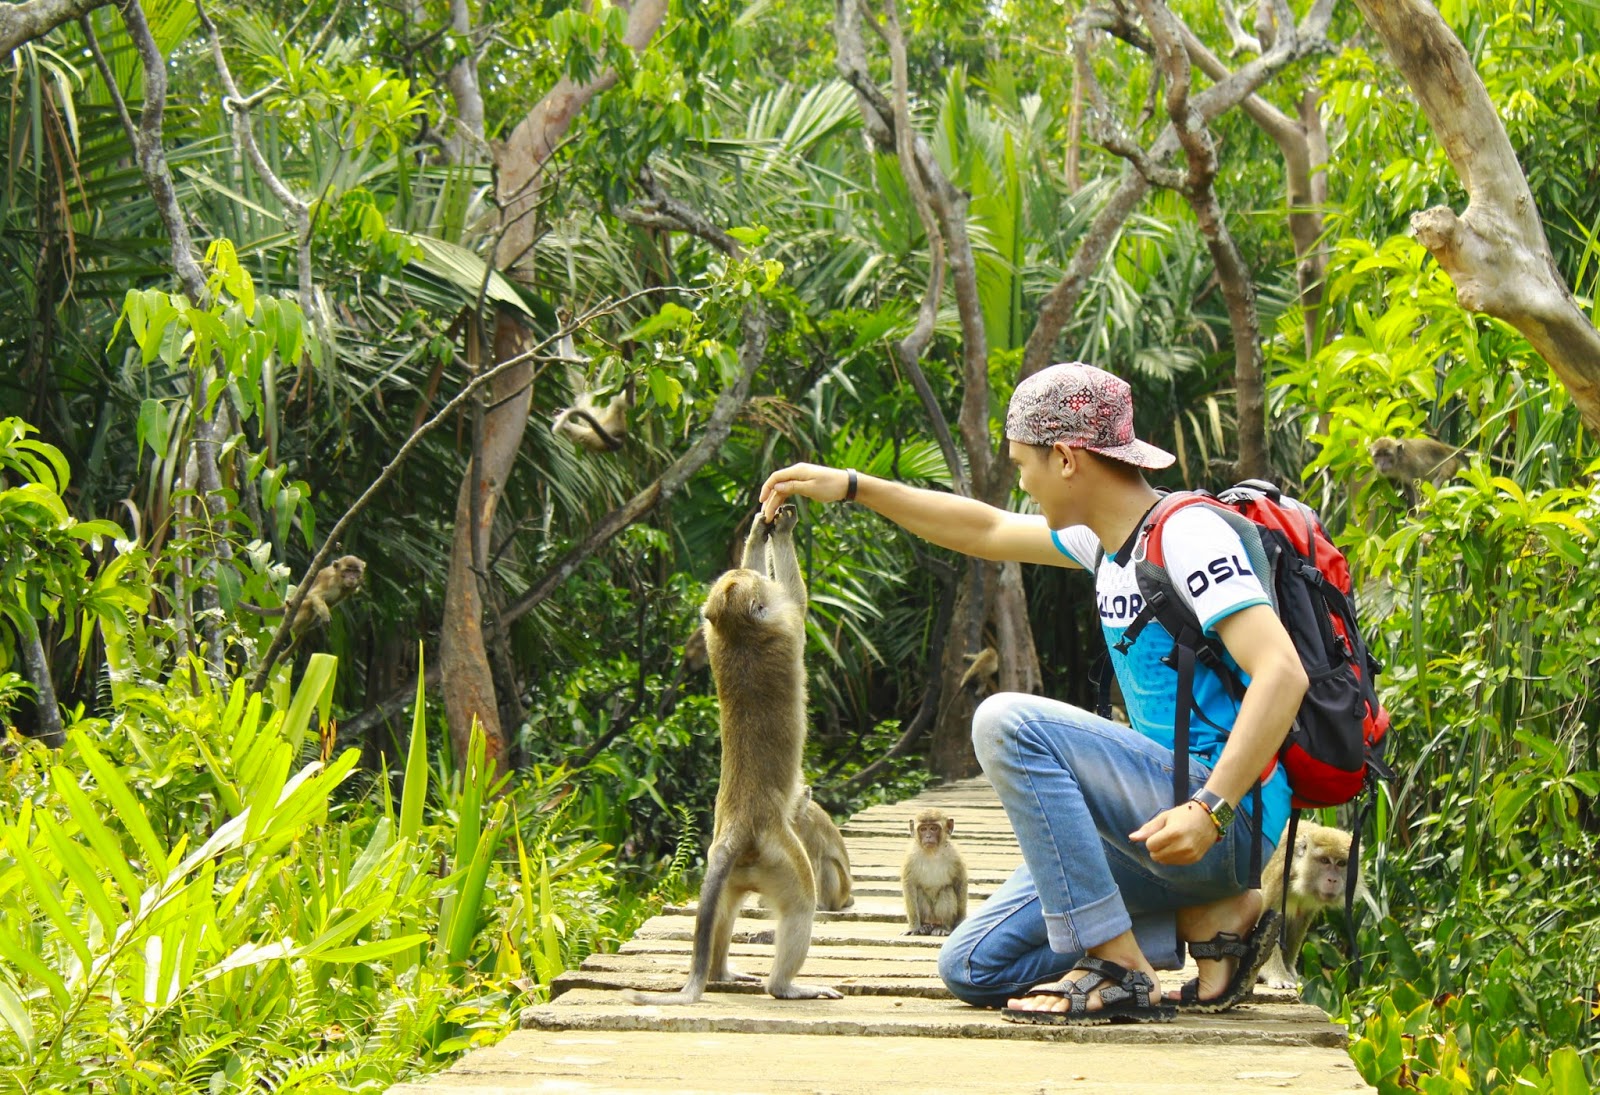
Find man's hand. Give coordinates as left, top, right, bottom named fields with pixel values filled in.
left=759, top=463, right=849, bottom=521
left=1129, top=800, right=1219, bottom=866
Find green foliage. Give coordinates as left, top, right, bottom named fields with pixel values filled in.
left=0, top=421, right=145, bottom=681
left=0, top=645, right=654, bottom=1089
left=1278, top=213, right=1600, bottom=1090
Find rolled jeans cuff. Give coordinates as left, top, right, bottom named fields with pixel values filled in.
left=1043, top=890, right=1130, bottom=955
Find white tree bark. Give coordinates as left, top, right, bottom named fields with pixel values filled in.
left=1351, top=0, right=1600, bottom=431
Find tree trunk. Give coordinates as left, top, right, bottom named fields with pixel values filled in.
left=436, top=0, right=669, bottom=766
left=16, top=614, right=63, bottom=748
left=441, top=310, right=530, bottom=771
left=1349, top=0, right=1600, bottom=431
left=929, top=560, right=991, bottom=778
left=836, top=0, right=1041, bottom=779
left=1180, top=27, right=1331, bottom=356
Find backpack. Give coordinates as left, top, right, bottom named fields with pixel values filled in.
left=1095, top=480, right=1391, bottom=963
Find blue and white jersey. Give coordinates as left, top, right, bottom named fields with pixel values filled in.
left=1052, top=506, right=1290, bottom=843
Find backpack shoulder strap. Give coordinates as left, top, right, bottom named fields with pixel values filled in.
left=1112, top=491, right=1212, bottom=654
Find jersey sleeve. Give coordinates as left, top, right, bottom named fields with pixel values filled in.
left=1050, top=525, right=1101, bottom=570
left=1158, top=507, right=1271, bottom=636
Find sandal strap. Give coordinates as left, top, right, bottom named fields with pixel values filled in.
left=1021, top=957, right=1157, bottom=1014
left=1072, top=956, right=1132, bottom=983
left=1188, top=930, right=1249, bottom=961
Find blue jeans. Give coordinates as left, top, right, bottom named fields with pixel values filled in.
left=936, top=693, right=1268, bottom=1008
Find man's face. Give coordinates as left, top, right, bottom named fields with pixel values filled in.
left=1010, top=439, right=1074, bottom=527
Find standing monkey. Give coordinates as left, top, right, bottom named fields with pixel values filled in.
left=900, top=808, right=968, bottom=936
left=626, top=506, right=840, bottom=1005
left=793, top=787, right=853, bottom=912
left=1369, top=436, right=1467, bottom=488
left=1258, top=822, right=1359, bottom=990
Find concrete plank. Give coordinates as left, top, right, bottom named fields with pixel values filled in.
left=388, top=1030, right=1368, bottom=1094
left=524, top=989, right=1345, bottom=1048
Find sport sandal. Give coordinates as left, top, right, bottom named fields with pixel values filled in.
left=1001, top=956, right=1177, bottom=1025
left=1173, top=908, right=1282, bottom=1012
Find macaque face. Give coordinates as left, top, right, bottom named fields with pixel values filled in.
left=915, top=818, right=948, bottom=849
left=335, top=556, right=366, bottom=590
left=1368, top=438, right=1399, bottom=476
left=1297, top=837, right=1348, bottom=902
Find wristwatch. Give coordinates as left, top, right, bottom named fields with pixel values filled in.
left=1189, top=788, right=1235, bottom=838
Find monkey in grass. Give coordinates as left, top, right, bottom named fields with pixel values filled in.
left=793, top=786, right=853, bottom=912
left=1257, top=822, right=1360, bottom=990
left=1369, top=436, right=1466, bottom=489
left=239, top=555, right=366, bottom=640
left=900, top=808, right=967, bottom=936
left=625, top=506, right=841, bottom=1005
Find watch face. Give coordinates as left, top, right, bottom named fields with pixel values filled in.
left=1212, top=801, right=1235, bottom=831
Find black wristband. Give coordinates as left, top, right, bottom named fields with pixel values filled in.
left=844, top=468, right=859, bottom=502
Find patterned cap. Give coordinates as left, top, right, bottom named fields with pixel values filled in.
left=1005, top=362, right=1175, bottom=470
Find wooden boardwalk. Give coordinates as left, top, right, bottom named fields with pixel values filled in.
left=391, top=778, right=1369, bottom=1093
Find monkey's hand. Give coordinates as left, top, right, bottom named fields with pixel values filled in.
left=768, top=503, right=799, bottom=537
left=759, top=463, right=848, bottom=521
left=1129, top=801, right=1218, bottom=866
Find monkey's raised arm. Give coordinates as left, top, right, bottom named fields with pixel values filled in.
left=765, top=505, right=806, bottom=611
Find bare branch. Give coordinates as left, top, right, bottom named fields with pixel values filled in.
left=0, top=0, right=106, bottom=56
left=197, top=0, right=319, bottom=324
left=1349, top=0, right=1600, bottom=428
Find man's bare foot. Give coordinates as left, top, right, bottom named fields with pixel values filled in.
left=1165, top=888, right=1263, bottom=1005
left=1005, top=931, right=1160, bottom=1015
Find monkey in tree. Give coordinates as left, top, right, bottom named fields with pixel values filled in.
left=1257, top=822, right=1360, bottom=990
left=240, top=555, right=366, bottom=641
left=1369, top=436, right=1467, bottom=489
left=794, top=786, right=853, bottom=912
left=551, top=373, right=635, bottom=453
left=900, top=808, right=968, bottom=936
left=625, top=506, right=840, bottom=1005
left=957, top=646, right=999, bottom=695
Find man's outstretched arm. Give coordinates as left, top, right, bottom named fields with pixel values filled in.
left=759, top=463, right=1074, bottom=568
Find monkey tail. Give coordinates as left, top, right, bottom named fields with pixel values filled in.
left=622, top=842, right=736, bottom=1006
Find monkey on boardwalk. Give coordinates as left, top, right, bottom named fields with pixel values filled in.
left=793, top=786, right=853, bottom=912
left=625, top=506, right=840, bottom=1005
left=239, top=555, right=365, bottom=640
left=1369, top=436, right=1466, bottom=489
left=1258, top=822, right=1360, bottom=990
left=900, top=808, right=968, bottom=936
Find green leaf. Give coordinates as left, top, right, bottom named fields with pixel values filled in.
left=399, top=644, right=428, bottom=843
left=313, top=933, right=431, bottom=964
left=136, top=399, right=168, bottom=461
left=50, top=767, right=144, bottom=915
left=1546, top=1047, right=1588, bottom=1095
left=1, top=828, right=91, bottom=971
left=0, top=977, right=36, bottom=1058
